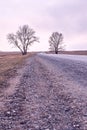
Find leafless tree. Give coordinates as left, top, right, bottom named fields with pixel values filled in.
left=7, top=25, right=39, bottom=55
left=49, top=32, right=64, bottom=54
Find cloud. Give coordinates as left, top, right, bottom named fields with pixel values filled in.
left=0, top=0, right=87, bottom=51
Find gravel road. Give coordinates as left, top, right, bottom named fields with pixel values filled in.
left=0, top=54, right=87, bottom=130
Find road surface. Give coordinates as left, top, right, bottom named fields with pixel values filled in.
left=0, top=54, right=87, bottom=130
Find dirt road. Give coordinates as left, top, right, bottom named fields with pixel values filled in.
left=0, top=54, right=87, bottom=130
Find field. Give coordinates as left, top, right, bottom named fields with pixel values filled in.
left=0, top=50, right=86, bottom=87
left=60, top=50, right=87, bottom=55
left=0, top=52, right=31, bottom=89
left=0, top=52, right=87, bottom=129
left=47, top=50, right=87, bottom=55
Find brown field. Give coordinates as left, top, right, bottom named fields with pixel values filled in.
left=46, top=50, right=87, bottom=55
left=59, top=50, right=87, bottom=55
left=0, top=52, right=32, bottom=89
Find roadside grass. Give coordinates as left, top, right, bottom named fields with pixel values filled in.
left=47, top=51, right=87, bottom=55
left=0, top=53, right=32, bottom=88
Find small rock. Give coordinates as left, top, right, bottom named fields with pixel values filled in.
left=12, top=110, right=16, bottom=113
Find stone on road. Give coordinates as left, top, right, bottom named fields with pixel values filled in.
left=0, top=54, right=87, bottom=130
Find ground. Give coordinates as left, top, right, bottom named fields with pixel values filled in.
left=0, top=54, right=87, bottom=130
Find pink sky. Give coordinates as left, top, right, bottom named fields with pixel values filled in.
left=0, top=0, right=87, bottom=51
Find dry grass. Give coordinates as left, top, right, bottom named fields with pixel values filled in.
left=59, top=50, right=87, bottom=55
left=0, top=52, right=32, bottom=88
left=46, top=50, right=87, bottom=55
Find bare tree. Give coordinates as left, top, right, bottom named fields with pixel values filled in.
left=7, top=25, right=39, bottom=55
left=49, top=32, right=64, bottom=54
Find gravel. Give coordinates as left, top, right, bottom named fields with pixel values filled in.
left=0, top=54, right=87, bottom=130
left=39, top=53, right=87, bottom=63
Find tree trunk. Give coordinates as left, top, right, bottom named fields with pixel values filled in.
left=22, top=46, right=27, bottom=55
left=22, top=51, right=27, bottom=55
left=55, top=50, right=58, bottom=54
left=55, top=51, right=58, bottom=54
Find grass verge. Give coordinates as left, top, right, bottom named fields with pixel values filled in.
left=0, top=52, right=32, bottom=89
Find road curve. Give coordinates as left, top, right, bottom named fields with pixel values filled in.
left=0, top=54, right=87, bottom=130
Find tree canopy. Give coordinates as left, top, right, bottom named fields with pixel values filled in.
left=7, top=25, right=39, bottom=55
left=49, top=32, right=64, bottom=54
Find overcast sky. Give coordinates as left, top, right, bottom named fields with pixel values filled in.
left=0, top=0, right=87, bottom=51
